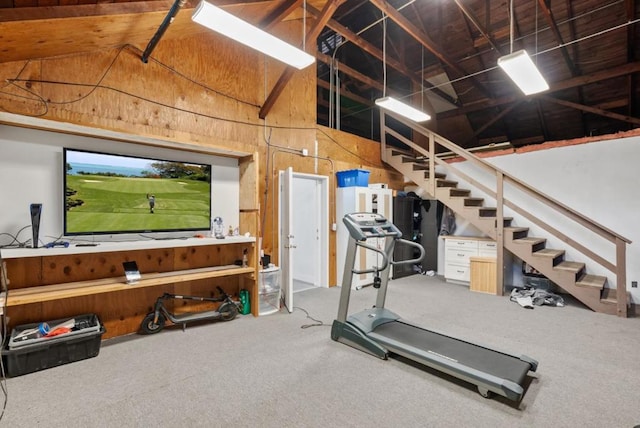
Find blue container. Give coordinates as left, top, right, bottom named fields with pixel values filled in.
left=336, top=169, right=370, bottom=187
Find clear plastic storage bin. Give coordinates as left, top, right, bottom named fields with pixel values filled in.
left=259, top=266, right=281, bottom=315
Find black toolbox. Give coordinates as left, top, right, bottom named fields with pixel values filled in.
left=2, top=314, right=106, bottom=377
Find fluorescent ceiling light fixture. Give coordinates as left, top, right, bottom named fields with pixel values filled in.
left=375, top=97, right=431, bottom=122
left=497, top=49, right=549, bottom=95
left=192, top=1, right=316, bottom=70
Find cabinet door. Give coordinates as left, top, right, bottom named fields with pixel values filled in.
left=478, top=241, right=497, bottom=258
left=444, top=263, right=471, bottom=282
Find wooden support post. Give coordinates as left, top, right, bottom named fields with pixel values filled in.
left=496, top=171, right=504, bottom=295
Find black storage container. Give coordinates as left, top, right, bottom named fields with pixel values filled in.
left=2, top=314, right=106, bottom=377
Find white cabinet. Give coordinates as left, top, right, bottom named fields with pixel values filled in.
left=444, top=238, right=479, bottom=282
left=443, top=236, right=508, bottom=285
left=336, top=186, right=393, bottom=289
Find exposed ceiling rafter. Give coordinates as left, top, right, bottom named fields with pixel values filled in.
left=259, top=0, right=341, bottom=119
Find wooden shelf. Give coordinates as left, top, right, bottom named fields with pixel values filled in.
left=5, top=265, right=255, bottom=306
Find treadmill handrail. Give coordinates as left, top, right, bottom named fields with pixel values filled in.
left=392, top=238, right=426, bottom=266
left=352, top=241, right=389, bottom=274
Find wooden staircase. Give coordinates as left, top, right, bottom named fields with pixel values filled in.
left=379, top=111, right=631, bottom=317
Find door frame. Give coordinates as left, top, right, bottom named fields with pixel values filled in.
left=278, top=170, right=329, bottom=303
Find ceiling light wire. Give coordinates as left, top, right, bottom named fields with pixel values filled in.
left=510, top=0, right=514, bottom=54
left=382, top=12, right=387, bottom=97
left=535, top=0, right=539, bottom=66
left=421, top=46, right=424, bottom=110
left=403, top=16, right=640, bottom=99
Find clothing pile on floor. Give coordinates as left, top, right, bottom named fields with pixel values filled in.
left=509, top=286, right=565, bottom=309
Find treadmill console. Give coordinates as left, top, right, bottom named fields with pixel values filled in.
left=342, top=212, right=402, bottom=241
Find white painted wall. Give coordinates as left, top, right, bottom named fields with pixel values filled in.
left=437, top=135, right=640, bottom=304
left=291, top=176, right=320, bottom=286
left=0, top=124, right=239, bottom=245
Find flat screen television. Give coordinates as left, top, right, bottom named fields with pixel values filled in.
left=63, top=148, right=211, bottom=236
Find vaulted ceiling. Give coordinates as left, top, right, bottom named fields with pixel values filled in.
left=1, top=0, right=639, bottom=150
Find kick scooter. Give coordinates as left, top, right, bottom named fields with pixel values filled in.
left=140, top=286, right=242, bottom=334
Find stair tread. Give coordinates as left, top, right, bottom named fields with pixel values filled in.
left=505, top=227, right=529, bottom=236
left=576, top=273, right=606, bottom=288
left=532, top=248, right=565, bottom=258
left=513, top=237, right=546, bottom=245
left=555, top=261, right=585, bottom=272
left=447, top=189, right=471, bottom=195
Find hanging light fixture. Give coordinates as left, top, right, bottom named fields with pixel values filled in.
left=192, top=1, right=315, bottom=70
left=375, top=96, right=430, bottom=122
left=498, top=50, right=549, bottom=95
left=497, top=0, right=548, bottom=95
left=374, top=12, right=430, bottom=122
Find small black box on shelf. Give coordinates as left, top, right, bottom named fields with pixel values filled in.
left=1, top=314, right=106, bottom=377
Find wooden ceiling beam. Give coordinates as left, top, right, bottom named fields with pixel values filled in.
left=316, top=51, right=384, bottom=91
left=307, top=4, right=459, bottom=107
left=438, top=60, right=640, bottom=118
left=0, top=1, right=184, bottom=22
left=537, top=0, right=579, bottom=76
left=259, top=0, right=341, bottom=119
left=535, top=99, right=551, bottom=141
left=626, top=0, right=637, bottom=121
left=538, top=95, right=640, bottom=126
left=369, top=0, right=491, bottom=99
left=317, top=78, right=374, bottom=107
left=454, top=0, right=502, bottom=54
left=464, top=101, right=522, bottom=146
left=258, top=0, right=301, bottom=30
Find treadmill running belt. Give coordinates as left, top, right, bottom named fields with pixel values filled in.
left=371, top=321, right=531, bottom=385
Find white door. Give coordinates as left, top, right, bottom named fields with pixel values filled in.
left=280, top=167, right=294, bottom=313
left=279, top=170, right=329, bottom=313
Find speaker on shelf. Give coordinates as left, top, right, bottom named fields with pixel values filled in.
left=30, top=203, right=42, bottom=249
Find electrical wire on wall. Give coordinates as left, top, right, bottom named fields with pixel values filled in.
left=268, top=147, right=335, bottom=262
left=0, top=43, right=376, bottom=169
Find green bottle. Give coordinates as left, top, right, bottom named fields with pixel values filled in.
left=239, top=289, right=251, bottom=315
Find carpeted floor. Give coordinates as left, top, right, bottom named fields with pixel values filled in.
left=1, top=275, right=639, bottom=427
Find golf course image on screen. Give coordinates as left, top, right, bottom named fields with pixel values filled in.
left=64, top=149, right=211, bottom=235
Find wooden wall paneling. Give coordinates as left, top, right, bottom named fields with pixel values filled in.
left=4, top=288, right=155, bottom=339
left=40, top=248, right=174, bottom=285
left=239, top=211, right=259, bottom=239
left=173, top=245, right=238, bottom=270
left=3, top=257, right=42, bottom=289
left=239, top=152, right=259, bottom=211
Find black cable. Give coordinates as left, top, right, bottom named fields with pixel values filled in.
left=0, top=226, right=31, bottom=249
left=2, top=46, right=380, bottom=176
left=293, top=306, right=329, bottom=329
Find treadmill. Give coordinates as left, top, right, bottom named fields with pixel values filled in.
left=331, top=212, right=538, bottom=402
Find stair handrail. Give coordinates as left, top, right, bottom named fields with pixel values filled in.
left=380, top=110, right=631, bottom=316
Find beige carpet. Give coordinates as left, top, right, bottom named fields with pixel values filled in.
left=1, top=274, right=639, bottom=427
